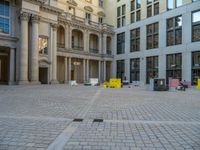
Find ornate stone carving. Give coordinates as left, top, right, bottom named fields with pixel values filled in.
left=19, top=12, right=30, bottom=21
left=51, top=23, right=58, bottom=31
left=97, top=11, right=106, bottom=17
left=84, top=6, right=93, bottom=12
left=31, top=15, right=40, bottom=23
left=67, top=0, right=77, bottom=6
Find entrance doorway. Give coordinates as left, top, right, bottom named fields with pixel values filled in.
left=0, top=52, right=9, bottom=84
left=39, top=68, right=48, bottom=84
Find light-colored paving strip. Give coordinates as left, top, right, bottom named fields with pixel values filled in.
left=76, top=88, right=102, bottom=118
left=48, top=88, right=102, bottom=150
left=0, top=115, right=71, bottom=121
left=48, top=122, right=79, bottom=150
left=105, top=119, right=200, bottom=125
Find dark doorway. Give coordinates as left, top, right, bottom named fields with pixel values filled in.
left=39, top=68, right=48, bottom=84
left=0, top=54, right=8, bottom=84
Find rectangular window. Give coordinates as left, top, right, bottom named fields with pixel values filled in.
left=117, top=5, right=126, bottom=28
left=117, top=32, right=125, bottom=54
left=154, top=2, right=159, bottom=15
left=192, top=10, right=200, bottom=42
left=167, top=0, right=173, bottom=10
left=117, top=60, right=125, bottom=80
left=146, top=22, right=159, bottom=49
left=130, top=58, right=140, bottom=82
left=166, top=53, right=182, bottom=84
left=136, top=10, right=141, bottom=21
left=98, top=17, right=103, bottom=24
left=147, top=5, right=152, bottom=18
left=0, top=0, right=9, bottom=34
left=117, top=7, right=121, bottom=17
left=131, top=0, right=135, bottom=11
left=176, top=0, right=182, bottom=8
left=167, top=15, right=182, bottom=46
left=130, top=12, right=135, bottom=23
left=192, top=51, right=200, bottom=85
left=130, top=28, right=140, bottom=52
left=136, top=0, right=141, bottom=9
left=99, top=0, right=103, bottom=7
left=146, top=56, right=159, bottom=84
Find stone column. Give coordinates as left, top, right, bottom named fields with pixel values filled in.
left=65, top=26, right=68, bottom=49
left=68, top=57, right=71, bottom=81
left=98, top=34, right=102, bottom=54
left=18, top=12, right=29, bottom=84
left=86, top=59, right=89, bottom=81
left=98, top=60, right=101, bottom=82
left=68, top=26, right=72, bottom=49
left=9, top=48, right=15, bottom=85
left=84, top=30, right=89, bottom=52
left=103, top=33, right=107, bottom=54
left=83, top=59, right=86, bottom=83
left=64, top=57, right=68, bottom=83
left=30, top=15, right=40, bottom=84
left=50, top=24, right=58, bottom=84
left=103, top=61, right=106, bottom=81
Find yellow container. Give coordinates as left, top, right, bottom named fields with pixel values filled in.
left=103, top=82, right=109, bottom=88
left=108, top=78, right=122, bottom=88
left=197, top=79, right=200, bottom=89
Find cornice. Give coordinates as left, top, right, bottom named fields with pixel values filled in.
left=40, top=4, right=63, bottom=15
left=23, top=0, right=47, bottom=5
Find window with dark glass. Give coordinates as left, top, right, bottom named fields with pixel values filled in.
left=146, top=22, right=159, bottom=49
left=192, top=10, right=200, bottom=42
left=154, top=2, right=159, bottom=15
left=136, top=10, right=141, bottom=21
left=130, top=0, right=140, bottom=23
left=147, top=5, right=152, bottom=18
left=146, top=56, right=159, bottom=84
left=167, top=15, right=182, bottom=46
left=0, top=0, right=9, bottom=34
left=117, top=60, right=125, bottom=80
left=192, top=51, right=200, bottom=85
left=99, top=0, right=103, bottom=7
left=130, top=28, right=140, bottom=52
left=130, top=58, right=140, bottom=82
left=117, top=32, right=125, bottom=54
left=117, top=5, right=126, bottom=27
left=166, top=53, right=182, bottom=84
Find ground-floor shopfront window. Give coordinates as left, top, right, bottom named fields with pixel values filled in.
left=130, top=58, right=140, bottom=83
left=146, top=56, right=158, bottom=84
left=116, top=60, right=125, bottom=80
left=166, top=53, right=182, bottom=84
left=192, top=51, right=200, bottom=85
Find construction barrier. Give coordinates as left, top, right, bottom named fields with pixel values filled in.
left=197, top=79, right=200, bottom=89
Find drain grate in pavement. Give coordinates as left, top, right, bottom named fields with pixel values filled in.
left=93, top=119, right=104, bottom=122
left=73, top=118, right=83, bottom=122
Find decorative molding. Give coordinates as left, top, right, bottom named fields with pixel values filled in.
left=97, top=11, right=105, bottom=17
left=66, top=0, right=77, bottom=6
left=19, top=12, right=30, bottom=21
left=40, top=4, right=63, bottom=15
left=84, top=6, right=93, bottom=12
left=51, top=23, right=58, bottom=31
left=31, top=15, right=40, bottom=23
left=24, top=0, right=47, bottom=5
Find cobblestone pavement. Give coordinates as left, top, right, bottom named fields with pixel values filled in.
left=0, top=85, right=200, bottom=150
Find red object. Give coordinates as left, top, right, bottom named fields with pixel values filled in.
left=169, top=79, right=179, bottom=88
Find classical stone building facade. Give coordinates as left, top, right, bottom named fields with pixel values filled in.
left=0, top=0, right=114, bottom=85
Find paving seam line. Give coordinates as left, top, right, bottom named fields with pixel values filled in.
left=104, top=120, right=200, bottom=125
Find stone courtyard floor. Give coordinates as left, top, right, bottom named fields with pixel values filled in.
left=0, top=85, right=200, bottom=150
